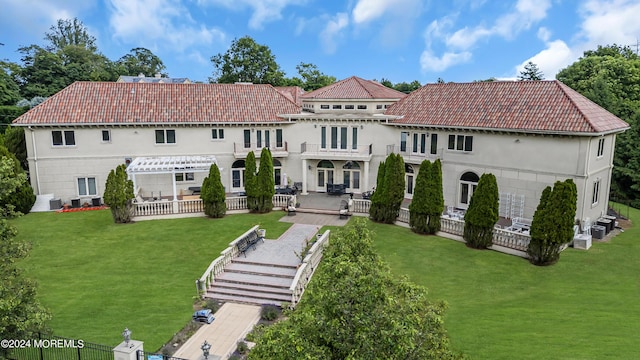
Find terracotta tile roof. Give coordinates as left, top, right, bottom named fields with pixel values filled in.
left=301, top=76, right=407, bottom=100
left=385, top=80, right=629, bottom=134
left=13, top=82, right=300, bottom=125
left=275, top=86, right=305, bottom=106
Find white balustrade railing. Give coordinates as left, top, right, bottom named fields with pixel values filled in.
left=440, top=216, right=465, bottom=236
left=352, top=199, right=370, bottom=214
left=133, top=194, right=295, bottom=216
left=492, top=227, right=531, bottom=251
left=397, top=207, right=410, bottom=223
left=226, top=196, right=247, bottom=211
left=197, top=225, right=259, bottom=293
left=134, top=200, right=173, bottom=216
left=177, top=199, right=204, bottom=213
left=290, top=230, right=330, bottom=307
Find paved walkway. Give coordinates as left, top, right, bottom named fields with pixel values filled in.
left=244, top=223, right=321, bottom=266
left=172, top=302, right=261, bottom=360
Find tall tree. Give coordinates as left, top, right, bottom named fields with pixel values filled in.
left=17, top=45, right=68, bottom=98
left=557, top=44, right=640, bottom=207
left=527, top=180, right=577, bottom=265
left=369, top=159, right=387, bottom=221
left=463, top=173, right=499, bottom=249
left=116, top=47, right=167, bottom=77
left=244, top=151, right=258, bottom=212
left=371, top=154, right=405, bottom=223
left=409, top=160, right=431, bottom=234
left=249, top=219, right=460, bottom=360
left=0, top=156, right=50, bottom=349
left=255, top=147, right=275, bottom=213
left=210, top=36, right=285, bottom=85
left=103, top=164, right=135, bottom=223
left=0, top=62, right=21, bottom=106
left=293, top=62, right=336, bottom=91
left=426, top=159, right=444, bottom=233
left=518, top=61, right=544, bottom=81
left=201, top=164, right=226, bottom=218
left=0, top=146, right=34, bottom=215
left=44, top=17, right=97, bottom=52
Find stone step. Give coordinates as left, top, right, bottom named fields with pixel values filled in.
left=208, top=286, right=291, bottom=302
left=224, top=263, right=297, bottom=278
left=232, top=257, right=299, bottom=270
left=215, top=272, right=293, bottom=289
left=295, top=208, right=340, bottom=215
left=212, top=282, right=292, bottom=296
left=204, top=293, right=283, bottom=307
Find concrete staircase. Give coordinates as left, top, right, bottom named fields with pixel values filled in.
left=205, top=258, right=297, bottom=307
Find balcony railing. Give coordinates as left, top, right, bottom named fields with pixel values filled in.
left=386, top=145, right=443, bottom=162
left=300, top=142, right=372, bottom=157
left=233, top=142, right=288, bottom=156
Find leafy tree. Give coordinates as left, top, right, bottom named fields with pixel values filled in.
left=394, top=80, right=422, bottom=93
left=210, top=36, right=285, bottom=85
left=293, top=62, right=336, bottom=91
left=103, top=164, right=135, bottom=223
left=0, top=62, right=21, bottom=106
left=368, top=159, right=386, bottom=221
left=17, top=45, right=68, bottom=98
left=518, top=61, right=544, bottom=81
left=0, top=146, right=34, bottom=215
left=116, top=47, right=167, bottom=77
left=44, top=17, right=97, bottom=52
left=244, top=151, right=258, bottom=212
left=527, top=180, right=577, bottom=265
left=557, top=44, right=640, bottom=207
left=250, top=218, right=460, bottom=360
left=255, top=147, right=275, bottom=213
left=463, top=173, right=499, bottom=249
left=201, top=164, right=226, bottom=218
left=0, top=156, right=50, bottom=349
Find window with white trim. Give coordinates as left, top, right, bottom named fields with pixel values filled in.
left=212, top=129, right=224, bottom=140
left=320, top=105, right=329, bottom=109
left=592, top=179, right=601, bottom=205
left=155, top=129, right=176, bottom=144
left=597, top=138, right=605, bottom=157
left=332, top=104, right=342, bottom=109
left=345, top=105, right=355, bottom=110
left=52, top=130, right=75, bottom=146
left=77, top=177, right=97, bottom=196
left=448, top=134, right=473, bottom=152
left=101, top=130, right=111, bottom=142
left=357, top=105, right=367, bottom=110
left=175, top=172, right=195, bottom=182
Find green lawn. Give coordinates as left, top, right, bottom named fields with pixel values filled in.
left=370, top=208, right=640, bottom=359
left=13, top=208, right=640, bottom=358
left=12, top=210, right=292, bottom=351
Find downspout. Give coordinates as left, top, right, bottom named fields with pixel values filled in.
left=28, top=126, right=42, bottom=195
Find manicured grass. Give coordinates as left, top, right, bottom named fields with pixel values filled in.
left=12, top=210, right=291, bottom=351
left=370, top=210, right=640, bottom=359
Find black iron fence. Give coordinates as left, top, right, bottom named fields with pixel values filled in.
left=2, top=334, right=187, bottom=360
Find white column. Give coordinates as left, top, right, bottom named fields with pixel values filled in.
left=363, top=160, right=370, bottom=192
left=130, top=174, right=138, bottom=196
left=302, top=159, right=308, bottom=195
left=172, top=171, right=178, bottom=201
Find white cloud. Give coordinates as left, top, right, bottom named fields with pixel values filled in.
left=352, top=0, right=423, bottom=47
left=420, top=50, right=472, bottom=72
left=421, top=0, right=551, bottom=73
left=108, top=0, right=225, bottom=52
left=200, top=0, right=306, bottom=29
left=1, top=0, right=92, bottom=39
left=320, top=12, right=349, bottom=54
left=515, top=0, right=640, bottom=79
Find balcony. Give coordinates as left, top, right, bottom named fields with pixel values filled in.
left=234, top=142, right=288, bottom=158
left=387, top=144, right=443, bottom=164
left=300, top=142, right=373, bottom=161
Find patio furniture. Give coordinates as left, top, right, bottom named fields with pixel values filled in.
left=339, top=199, right=351, bottom=219
left=327, top=183, right=346, bottom=195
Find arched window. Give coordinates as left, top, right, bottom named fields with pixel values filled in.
left=343, top=161, right=361, bottom=190
left=317, top=160, right=335, bottom=190
left=318, top=160, right=335, bottom=168
left=231, top=160, right=246, bottom=190
left=459, top=171, right=479, bottom=208
left=405, top=164, right=415, bottom=195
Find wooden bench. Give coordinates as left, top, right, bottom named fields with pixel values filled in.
left=236, top=229, right=265, bottom=257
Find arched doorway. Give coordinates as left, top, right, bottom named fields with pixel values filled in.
left=342, top=161, right=361, bottom=192
left=405, top=164, right=415, bottom=198
left=458, top=171, right=479, bottom=209
left=317, top=160, right=334, bottom=192
left=231, top=160, right=246, bottom=192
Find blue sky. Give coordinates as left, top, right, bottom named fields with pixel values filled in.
left=2, top=0, right=640, bottom=84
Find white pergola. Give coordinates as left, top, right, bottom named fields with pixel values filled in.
left=126, top=155, right=218, bottom=200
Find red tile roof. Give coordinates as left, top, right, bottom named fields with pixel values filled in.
left=385, top=80, right=629, bottom=134
left=275, top=86, right=305, bottom=106
left=13, top=82, right=301, bottom=125
left=301, top=76, right=407, bottom=100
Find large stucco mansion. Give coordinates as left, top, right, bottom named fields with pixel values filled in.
left=12, top=76, right=628, bottom=224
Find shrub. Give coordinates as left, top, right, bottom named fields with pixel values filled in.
left=463, top=173, right=499, bottom=249
left=236, top=341, right=249, bottom=354
left=103, top=164, right=135, bottom=223
left=245, top=151, right=258, bottom=212
left=256, top=148, right=275, bottom=213
left=0, top=146, right=34, bottom=215
left=201, top=164, right=226, bottom=218
left=204, top=299, right=220, bottom=313
left=261, top=304, right=279, bottom=321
